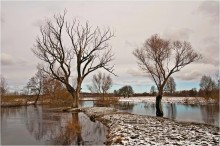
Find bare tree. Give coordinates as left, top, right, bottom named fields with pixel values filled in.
left=27, top=65, right=45, bottom=105
left=42, top=75, right=64, bottom=99
left=199, top=75, right=216, bottom=99
left=0, top=76, right=8, bottom=97
left=164, top=76, right=176, bottom=94
left=87, top=72, right=112, bottom=100
left=133, top=34, right=201, bottom=116
left=32, top=11, right=115, bottom=108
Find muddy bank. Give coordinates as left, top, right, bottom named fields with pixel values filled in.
left=83, top=107, right=219, bottom=145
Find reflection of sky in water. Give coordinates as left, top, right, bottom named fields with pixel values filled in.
left=79, top=101, right=219, bottom=126
left=1, top=101, right=219, bottom=145
left=117, top=102, right=219, bottom=127
left=1, top=106, right=107, bottom=145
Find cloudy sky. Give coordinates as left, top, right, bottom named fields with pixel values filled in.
left=1, top=1, right=219, bottom=93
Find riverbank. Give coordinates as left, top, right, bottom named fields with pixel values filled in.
left=83, top=107, right=219, bottom=145
left=119, top=96, right=218, bottom=105
left=1, top=100, right=35, bottom=107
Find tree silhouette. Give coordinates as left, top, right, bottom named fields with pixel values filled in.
left=133, top=34, right=201, bottom=116
left=32, top=11, right=115, bottom=108
left=87, top=72, right=112, bottom=100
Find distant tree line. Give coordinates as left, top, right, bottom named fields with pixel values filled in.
left=148, top=75, right=219, bottom=99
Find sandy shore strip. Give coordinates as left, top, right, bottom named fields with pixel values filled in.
left=83, top=107, right=219, bottom=145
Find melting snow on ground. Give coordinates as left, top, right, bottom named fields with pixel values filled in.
left=83, top=107, right=219, bottom=145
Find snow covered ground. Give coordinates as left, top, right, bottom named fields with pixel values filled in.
left=119, top=96, right=217, bottom=104
left=80, top=96, right=218, bottom=105
left=84, top=107, right=219, bottom=145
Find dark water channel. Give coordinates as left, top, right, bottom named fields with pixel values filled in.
left=1, top=105, right=107, bottom=145
left=82, top=101, right=219, bottom=127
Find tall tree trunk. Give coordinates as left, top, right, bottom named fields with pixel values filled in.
left=156, top=95, right=163, bottom=117
left=66, top=84, right=79, bottom=108
left=156, top=88, right=164, bottom=117
left=71, top=92, right=78, bottom=108
left=72, top=86, right=81, bottom=108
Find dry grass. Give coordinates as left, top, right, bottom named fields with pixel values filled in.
left=1, top=95, right=36, bottom=106
left=94, top=96, right=119, bottom=106
left=1, top=93, right=120, bottom=107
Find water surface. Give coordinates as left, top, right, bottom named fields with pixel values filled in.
left=81, top=100, right=219, bottom=126
left=1, top=105, right=107, bottom=145
left=1, top=100, right=219, bottom=145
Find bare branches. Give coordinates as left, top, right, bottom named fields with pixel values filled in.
left=32, top=11, right=115, bottom=104
left=133, top=34, right=201, bottom=94
left=32, top=11, right=73, bottom=86
left=172, top=41, right=201, bottom=73
left=65, top=19, right=115, bottom=79
left=87, top=72, right=112, bottom=99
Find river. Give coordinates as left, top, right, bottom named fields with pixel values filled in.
left=1, top=101, right=219, bottom=145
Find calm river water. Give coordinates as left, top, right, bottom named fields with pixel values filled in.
left=1, top=101, right=219, bottom=145
left=1, top=105, right=107, bottom=145
left=84, top=101, right=219, bottom=126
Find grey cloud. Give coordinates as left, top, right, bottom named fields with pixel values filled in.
left=174, top=70, right=202, bottom=81
left=1, top=53, right=28, bottom=66
left=32, top=19, right=45, bottom=27
left=1, top=17, right=5, bottom=24
left=1, top=53, right=14, bottom=65
left=113, top=78, right=151, bottom=87
left=197, top=1, right=219, bottom=23
left=163, top=28, right=193, bottom=41
left=173, top=63, right=218, bottom=81
left=200, top=36, right=219, bottom=66
left=127, top=69, right=146, bottom=77
left=124, top=40, right=138, bottom=48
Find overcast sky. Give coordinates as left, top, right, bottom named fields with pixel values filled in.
left=1, top=1, right=219, bottom=93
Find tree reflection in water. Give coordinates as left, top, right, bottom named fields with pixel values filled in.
left=166, top=103, right=177, bottom=120
left=24, top=106, right=62, bottom=142
left=50, top=112, right=83, bottom=145
left=22, top=106, right=107, bottom=145
left=143, top=102, right=156, bottom=116
left=119, top=102, right=135, bottom=111
left=200, top=104, right=219, bottom=126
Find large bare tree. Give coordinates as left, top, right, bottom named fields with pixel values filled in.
left=32, top=11, right=114, bottom=108
left=133, top=34, right=201, bottom=116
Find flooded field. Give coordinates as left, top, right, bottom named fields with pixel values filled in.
left=1, top=100, right=219, bottom=145
left=1, top=105, right=107, bottom=145
left=81, top=101, right=219, bottom=126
